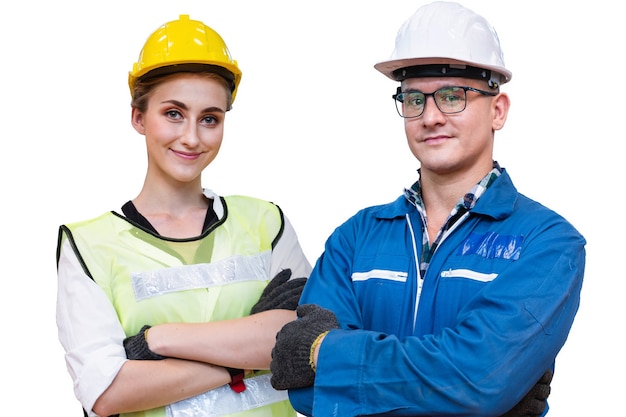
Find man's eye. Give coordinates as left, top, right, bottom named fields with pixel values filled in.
left=439, top=89, right=464, bottom=103
left=407, top=94, right=424, bottom=107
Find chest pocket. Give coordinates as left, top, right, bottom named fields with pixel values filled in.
left=351, top=254, right=413, bottom=334
left=425, top=232, right=523, bottom=331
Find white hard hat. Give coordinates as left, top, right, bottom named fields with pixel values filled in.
left=374, top=1, right=512, bottom=87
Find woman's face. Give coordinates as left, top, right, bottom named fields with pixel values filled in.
left=131, top=73, right=229, bottom=187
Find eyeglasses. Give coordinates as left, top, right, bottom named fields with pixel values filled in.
left=392, top=86, right=497, bottom=118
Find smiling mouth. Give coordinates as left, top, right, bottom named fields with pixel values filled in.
left=423, top=135, right=449, bottom=143
left=171, top=149, right=201, bottom=159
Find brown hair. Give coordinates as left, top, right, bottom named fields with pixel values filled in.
left=130, top=71, right=233, bottom=112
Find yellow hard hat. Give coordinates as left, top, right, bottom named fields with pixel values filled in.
left=128, top=15, right=242, bottom=102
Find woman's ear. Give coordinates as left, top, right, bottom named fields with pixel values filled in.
left=492, top=92, right=510, bottom=131
left=131, top=107, right=146, bottom=135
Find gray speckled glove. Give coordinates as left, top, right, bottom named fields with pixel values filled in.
left=499, top=369, right=553, bottom=417
left=123, top=325, right=166, bottom=360
left=270, top=304, right=339, bottom=390
left=124, top=325, right=246, bottom=392
left=250, top=269, right=307, bottom=314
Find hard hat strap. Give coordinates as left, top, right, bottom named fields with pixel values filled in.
left=139, top=63, right=236, bottom=91
left=393, top=64, right=496, bottom=86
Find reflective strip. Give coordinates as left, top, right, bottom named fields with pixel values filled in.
left=131, top=252, right=270, bottom=301
left=166, top=373, right=288, bottom=417
left=351, top=269, right=408, bottom=283
left=440, top=268, right=498, bottom=282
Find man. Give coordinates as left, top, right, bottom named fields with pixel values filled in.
left=269, top=2, right=585, bottom=416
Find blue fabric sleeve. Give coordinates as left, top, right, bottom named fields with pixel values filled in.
left=290, top=199, right=585, bottom=416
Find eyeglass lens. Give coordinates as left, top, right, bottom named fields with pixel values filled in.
left=395, top=87, right=467, bottom=118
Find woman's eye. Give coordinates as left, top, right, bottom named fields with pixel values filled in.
left=201, top=115, right=218, bottom=125
left=166, top=109, right=182, bottom=119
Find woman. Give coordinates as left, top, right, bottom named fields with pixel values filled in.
left=56, top=15, right=311, bottom=417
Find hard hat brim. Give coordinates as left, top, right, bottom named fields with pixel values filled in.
left=374, top=57, right=512, bottom=84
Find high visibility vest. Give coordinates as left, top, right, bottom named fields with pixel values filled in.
left=61, top=195, right=296, bottom=417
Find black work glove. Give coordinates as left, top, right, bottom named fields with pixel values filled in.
left=123, top=325, right=166, bottom=360
left=123, top=325, right=247, bottom=390
left=250, top=269, right=307, bottom=314
left=499, top=369, right=553, bottom=417
left=270, top=304, right=339, bottom=390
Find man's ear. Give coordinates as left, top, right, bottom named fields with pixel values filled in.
left=492, top=92, right=510, bottom=131
left=131, top=107, right=145, bottom=135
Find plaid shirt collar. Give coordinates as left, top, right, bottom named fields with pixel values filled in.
left=404, top=161, right=503, bottom=275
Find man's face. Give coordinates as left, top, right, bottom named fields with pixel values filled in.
left=399, top=77, right=508, bottom=180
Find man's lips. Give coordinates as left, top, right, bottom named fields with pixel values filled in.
left=423, top=135, right=450, bottom=144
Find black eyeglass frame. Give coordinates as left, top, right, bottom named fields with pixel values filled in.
left=392, top=86, right=498, bottom=118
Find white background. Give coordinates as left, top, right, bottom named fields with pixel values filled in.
left=1, top=0, right=622, bottom=415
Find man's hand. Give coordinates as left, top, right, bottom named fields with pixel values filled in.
left=499, top=369, right=553, bottom=417
left=270, top=304, right=339, bottom=390
left=250, top=269, right=307, bottom=314
left=123, top=325, right=166, bottom=360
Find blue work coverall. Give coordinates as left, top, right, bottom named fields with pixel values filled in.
left=289, top=170, right=585, bottom=417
